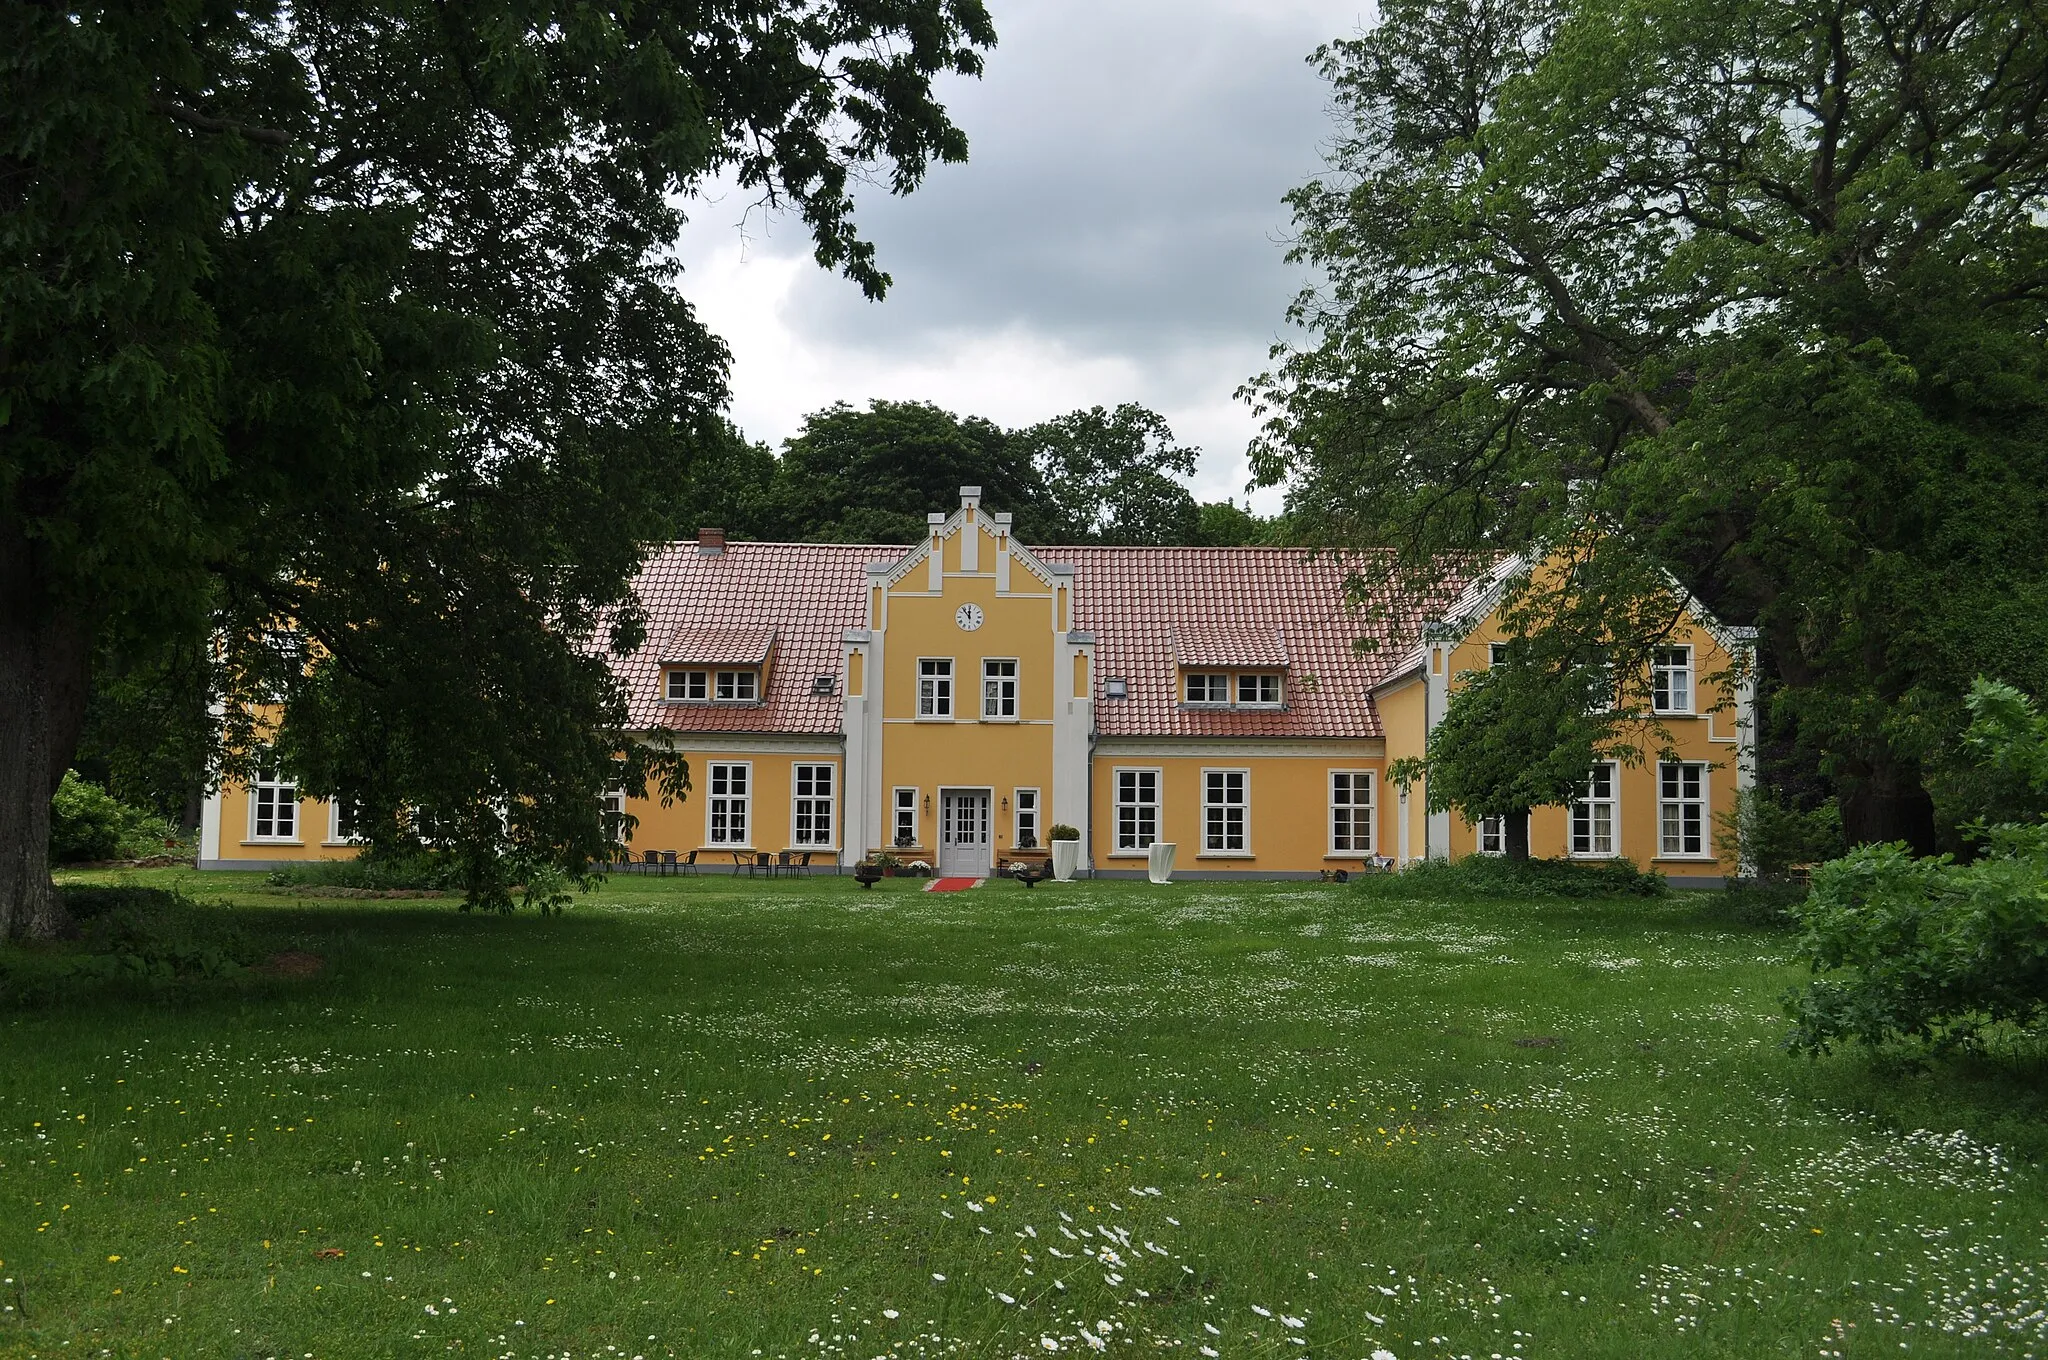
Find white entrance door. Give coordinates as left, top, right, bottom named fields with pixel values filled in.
left=938, top=790, right=992, bottom=878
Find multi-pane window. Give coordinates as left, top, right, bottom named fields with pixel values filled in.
left=250, top=767, right=297, bottom=841
left=982, top=659, right=1018, bottom=718
left=1014, top=788, right=1040, bottom=848
left=707, top=762, right=751, bottom=845
left=1570, top=763, right=1619, bottom=856
left=1330, top=771, right=1374, bottom=853
left=1652, top=646, right=1694, bottom=714
left=1658, top=762, right=1707, bottom=856
left=792, top=764, right=835, bottom=846
left=714, top=670, right=757, bottom=702
left=1489, top=642, right=1510, bottom=667
left=893, top=788, right=919, bottom=848
left=1202, top=770, right=1248, bottom=853
left=1237, top=673, right=1282, bottom=706
left=600, top=789, right=627, bottom=844
left=1114, top=769, right=1159, bottom=852
left=918, top=659, right=954, bottom=717
left=1477, top=813, right=1528, bottom=855
left=667, top=669, right=708, bottom=701
left=330, top=800, right=362, bottom=844
left=1185, top=673, right=1229, bottom=703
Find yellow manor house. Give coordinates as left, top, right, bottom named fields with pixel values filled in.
left=199, top=488, right=1756, bottom=884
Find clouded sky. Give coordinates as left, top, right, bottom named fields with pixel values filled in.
left=672, top=0, right=1371, bottom=513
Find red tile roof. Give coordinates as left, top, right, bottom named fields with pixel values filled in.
left=621, top=542, right=879, bottom=734
left=1168, top=624, right=1290, bottom=669
left=618, top=539, right=1456, bottom=740
left=1038, top=546, right=1448, bottom=739
left=660, top=624, right=778, bottom=666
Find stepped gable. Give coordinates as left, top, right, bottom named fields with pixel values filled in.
left=1038, top=546, right=1438, bottom=740
left=623, top=541, right=882, bottom=734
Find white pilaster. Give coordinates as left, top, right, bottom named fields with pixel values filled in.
left=926, top=514, right=945, bottom=591
left=1424, top=643, right=1452, bottom=858
left=840, top=629, right=873, bottom=864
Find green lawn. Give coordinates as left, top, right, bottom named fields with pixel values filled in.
left=3, top=871, right=2044, bottom=1360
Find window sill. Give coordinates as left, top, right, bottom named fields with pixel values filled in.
left=915, top=716, right=956, bottom=723
left=242, top=839, right=303, bottom=847
left=979, top=716, right=1020, bottom=724
left=1568, top=852, right=1620, bottom=860
left=1324, top=852, right=1377, bottom=861
left=1196, top=852, right=1255, bottom=860
left=319, top=841, right=361, bottom=849
left=1106, top=851, right=1152, bottom=859
left=1652, top=855, right=1719, bottom=864
left=1650, top=709, right=1696, bottom=718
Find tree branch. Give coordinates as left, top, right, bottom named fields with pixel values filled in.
left=150, top=97, right=292, bottom=147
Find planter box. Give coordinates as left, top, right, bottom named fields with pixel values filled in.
left=1050, top=840, right=1081, bottom=881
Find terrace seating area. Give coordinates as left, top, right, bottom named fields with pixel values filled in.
left=607, top=848, right=833, bottom=877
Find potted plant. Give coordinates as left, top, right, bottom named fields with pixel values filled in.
left=1048, top=824, right=1081, bottom=881
left=906, top=860, right=932, bottom=877
left=894, top=833, right=916, bottom=850
left=864, top=850, right=902, bottom=877
left=1017, top=832, right=1038, bottom=850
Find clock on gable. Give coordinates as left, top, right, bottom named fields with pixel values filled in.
left=955, top=603, right=985, bottom=631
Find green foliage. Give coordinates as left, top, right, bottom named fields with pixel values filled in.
left=1355, top=854, right=1667, bottom=900
left=0, top=886, right=253, bottom=1003
left=265, top=849, right=463, bottom=894
left=1787, top=830, right=2048, bottom=1053
left=49, top=771, right=183, bottom=864
left=2, top=1, right=996, bottom=933
left=1404, top=650, right=1634, bottom=849
left=1011, top=403, right=1200, bottom=545
left=1248, top=0, right=2048, bottom=852
left=1047, top=823, right=1080, bottom=841
left=1716, top=788, right=1843, bottom=880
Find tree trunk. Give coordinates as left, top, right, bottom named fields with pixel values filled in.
left=0, top=516, right=93, bottom=942
left=1506, top=811, right=1531, bottom=861
left=1839, top=748, right=1938, bottom=857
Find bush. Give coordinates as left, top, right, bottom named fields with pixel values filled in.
left=1703, top=878, right=1807, bottom=929
left=265, top=847, right=464, bottom=892
left=1354, top=854, right=1667, bottom=900
left=1716, top=788, right=1842, bottom=879
left=50, top=771, right=183, bottom=863
left=1786, top=826, right=2048, bottom=1053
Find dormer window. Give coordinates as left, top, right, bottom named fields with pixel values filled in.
left=715, top=669, right=758, bottom=702
left=665, top=667, right=759, bottom=702
left=1185, top=673, right=1230, bottom=704
left=667, top=669, right=708, bottom=701
left=1236, top=673, right=1282, bottom=707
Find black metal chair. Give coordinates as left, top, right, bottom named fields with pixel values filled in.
left=641, top=848, right=663, bottom=876
left=677, top=850, right=698, bottom=875
left=660, top=849, right=679, bottom=875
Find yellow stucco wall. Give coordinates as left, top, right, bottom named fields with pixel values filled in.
left=617, top=750, right=842, bottom=858
left=1373, top=673, right=1427, bottom=863
left=1089, top=749, right=1387, bottom=874
left=213, top=781, right=364, bottom=862
left=1430, top=602, right=1747, bottom=874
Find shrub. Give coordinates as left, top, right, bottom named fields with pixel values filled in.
left=1354, top=854, right=1667, bottom=900
left=1716, top=788, right=1842, bottom=879
left=1047, top=824, right=1079, bottom=841
left=50, top=771, right=182, bottom=863
left=265, top=847, right=463, bottom=892
left=1786, top=827, right=2048, bottom=1053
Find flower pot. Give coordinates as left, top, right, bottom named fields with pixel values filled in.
left=1146, top=841, right=1178, bottom=884
left=1050, top=840, right=1080, bottom=881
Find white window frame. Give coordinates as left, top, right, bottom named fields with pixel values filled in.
left=249, top=767, right=299, bottom=842
left=1570, top=762, right=1619, bottom=858
left=1652, top=646, right=1694, bottom=715
left=1201, top=768, right=1250, bottom=854
left=981, top=658, right=1018, bottom=720
left=791, top=763, right=836, bottom=848
left=667, top=669, right=708, bottom=701
left=1113, top=767, right=1161, bottom=853
left=1488, top=642, right=1510, bottom=667
left=918, top=658, right=955, bottom=718
left=1013, top=787, right=1040, bottom=849
left=1329, top=770, right=1375, bottom=854
left=599, top=788, right=627, bottom=845
left=328, top=799, right=364, bottom=845
left=714, top=669, right=758, bottom=703
left=1184, top=672, right=1229, bottom=704
left=1236, top=673, right=1282, bottom=707
left=1658, top=761, right=1710, bottom=858
left=1476, top=812, right=1529, bottom=856
left=892, top=787, right=919, bottom=848
left=706, top=761, right=752, bottom=846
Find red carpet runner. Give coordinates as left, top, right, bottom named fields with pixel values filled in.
left=925, top=877, right=982, bottom=892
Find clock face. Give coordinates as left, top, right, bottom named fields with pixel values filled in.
left=955, top=603, right=985, bottom=632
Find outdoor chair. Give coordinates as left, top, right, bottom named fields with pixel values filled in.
left=660, top=849, right=679, bottom=874
left=794, top=851, right=813, bottom=875
left=677, top=850, right=699, bottom=875
left=641, top=848, right=663, bottom=876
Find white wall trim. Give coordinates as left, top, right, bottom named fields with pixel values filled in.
left=1092, top=737, right=1385, bottom=759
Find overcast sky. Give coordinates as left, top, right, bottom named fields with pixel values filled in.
left=671, top=0, right=1372, bottom=514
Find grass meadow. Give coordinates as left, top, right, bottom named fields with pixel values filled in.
left=2, top=869, right=2045, bottom=1360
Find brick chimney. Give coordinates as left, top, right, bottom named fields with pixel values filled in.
left=697, top=527, right=726, bottom=556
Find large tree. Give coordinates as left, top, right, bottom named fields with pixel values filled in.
left=1247, top=0, right=2048, bottom=853
left=1, top=0, right=994, bottom=936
